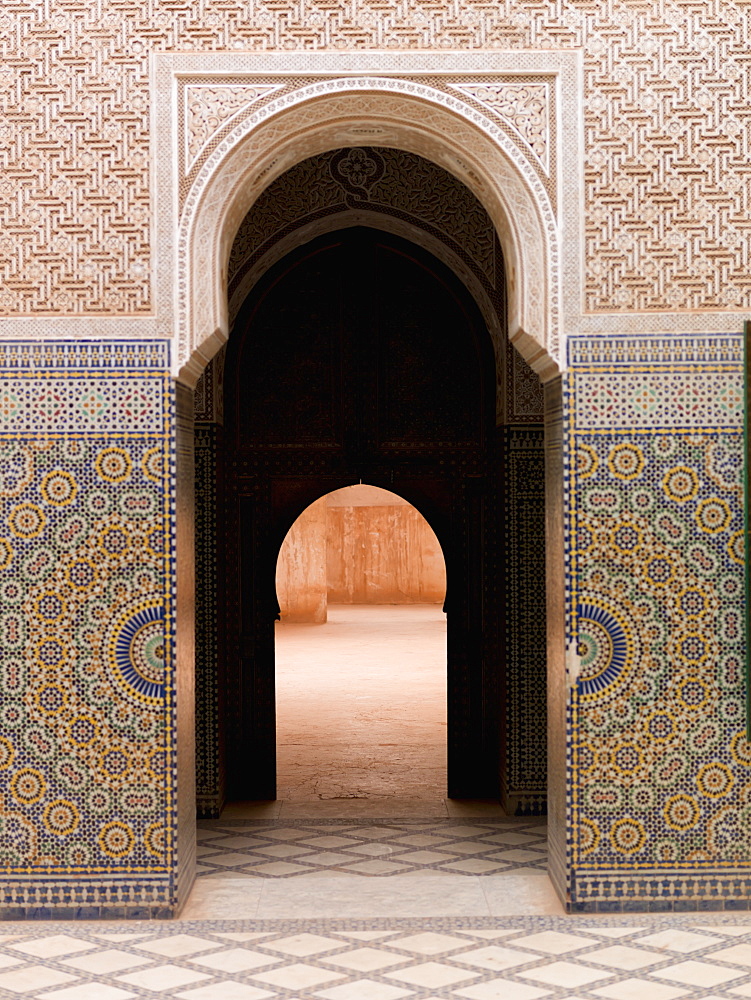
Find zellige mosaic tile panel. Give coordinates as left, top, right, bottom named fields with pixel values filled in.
left=0, top=342, right=176, bottom=916
left=567, top=333, right=750, bottom=909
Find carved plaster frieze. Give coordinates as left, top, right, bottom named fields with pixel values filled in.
left=173, top=70, right=562, bottom=386
left=450, top=82, right=550, bottom=173
left=0, top=12, right=747, bottom=343
left=184, top=84, right=284, bottom=173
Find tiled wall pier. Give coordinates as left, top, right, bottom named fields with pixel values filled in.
left=562, top=334, right=750, bottom=911
left=0, top=342, right=186, bottom=918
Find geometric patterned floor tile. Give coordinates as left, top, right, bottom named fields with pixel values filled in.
left=633, top=928, right=723, bottom=953
left=441, top=860, right=509, bottom=874
left=344, top=844, right=397, bottom=857
left=387, top=932, right=470, bottom=954
left=314, top=981, right=414, bottom=1000
left=701, top=926, right=751, bottom=937
left=706, top=943, right=751, bottom=967
left=9, top=937, right=97, bottom=959
left=338, top=931, right=401, bottom=942
left=341, top=860, right=412, bottom=875
left=517, top=960, right=612, bottom=987
left=5, top=913, right=751, bottom=1000
left=455, top=983, right=551, bottom=1000
left=453, top=945, right=541, bottom=971
left=137, top=935, right=223, bottom=958
left=37, top=987, right=137, bottom=1000
left=188, top=948, right=282, bottom=972
left=245, top=861, right=309, bottom=876
left=456, top=930, right=520, bottom=940
left=212, top=933, right=276, bottom=943
left=590, top=981, right=689, bottom=1000
left=116, top=964, right=212, bottom=989
left=59, top=949, right=151, bottom=974
left=175, top=986, right=275, bottom=1000
left=251, top=962, right=347, bottom=988
left=262, top=933, right=349, bottom=956
left=583, top=945, right=666, bottom=970
left=90, top=933, right=155, bottom=943
left=196, top=818, right=548, bottom=878
left=0, top=966, right=79, bottom=993
left=577, top=927, right=648, bottom=939
left=384, top=961, right=481, bottom=987
left=650, top=959, right=746, bottom=986
left=324, top=947, right=411, bottom=971
left=507, top=931, right=595, bottom=954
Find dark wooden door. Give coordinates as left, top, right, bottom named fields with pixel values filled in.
left=221, top=228, right=502, bottom=800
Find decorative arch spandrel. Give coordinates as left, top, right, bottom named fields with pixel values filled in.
left=169, top=65, right=566, bottom=386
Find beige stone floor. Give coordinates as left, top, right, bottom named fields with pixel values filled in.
left=183, top=607, right=565, bottom=921
left=8, top=915, right=751, bottom=999
left=275, top=604, right=448, bottom=802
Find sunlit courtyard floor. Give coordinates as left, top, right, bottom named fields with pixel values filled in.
left=275, top=604, right=448, bottom=802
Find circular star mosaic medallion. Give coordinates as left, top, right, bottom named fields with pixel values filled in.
left=106, top=602, right=166, bottom=707
left=576, top=600, right=632, bottom=699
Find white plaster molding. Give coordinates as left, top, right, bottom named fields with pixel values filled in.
left=450, top=82, right=550, bottom=174
left=155, top=52, right=573, bottom=385
left=184, top=84, right=284, bottom=173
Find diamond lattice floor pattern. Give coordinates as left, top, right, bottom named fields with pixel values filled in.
left=7, top=818, right=751, bottom=997
left=196, top=820, right=548, bottom=878
left=4, top=916, right=751, bottom=999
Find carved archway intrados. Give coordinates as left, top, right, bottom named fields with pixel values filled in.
left=179, top=82, right=558, bottom=386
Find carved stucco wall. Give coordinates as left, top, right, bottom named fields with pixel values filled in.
left=0, top=2, right=748, bottom=327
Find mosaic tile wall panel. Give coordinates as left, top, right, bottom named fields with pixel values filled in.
left=194, top=423, right=223, bottom=818
left=0, top=342, right=177, bottom=917
left=193, top=346, right=224, bottom=425
left=504, top=427, right=547, bottom=815
left=566, top=334, right=750, bottom=910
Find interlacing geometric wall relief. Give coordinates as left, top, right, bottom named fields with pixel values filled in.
left=566, top=335, right=751, bottom=904
left=1, top=8, right=747, bottom=341
left=0, top=342, right=176, bottom=913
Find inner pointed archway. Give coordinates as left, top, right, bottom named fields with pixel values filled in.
left=217, top=225, right=503, bottom=803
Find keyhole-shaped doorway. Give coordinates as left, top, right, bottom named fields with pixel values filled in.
left=220, top=227, right=503, bottom=802
left=275, top=484, right=447, bottom=801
